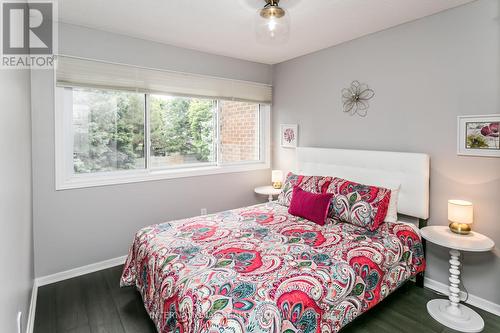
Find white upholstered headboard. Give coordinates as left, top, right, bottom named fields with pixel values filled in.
left=296, top=147, right=430, bottom=220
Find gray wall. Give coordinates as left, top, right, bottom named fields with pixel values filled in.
left=0, top=70, right=33, bottom=332
left=31, top=23, right=273, bottom=277
left=272, top=0, right=500, bottom=305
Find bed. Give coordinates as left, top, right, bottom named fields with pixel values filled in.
left=121, top=147, right=430, bottom=333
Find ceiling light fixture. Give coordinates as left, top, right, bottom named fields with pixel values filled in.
left=256, top=0, right=290, bottom=44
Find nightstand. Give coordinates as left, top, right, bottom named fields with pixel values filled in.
left=421, top=226, right=495, bottom=333
left=254, top=186, right=282, bottom=202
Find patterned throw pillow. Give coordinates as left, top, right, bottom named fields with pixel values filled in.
left=277, top=172, right=332, bottom=207
left=327, top=177, right=391, bottom=231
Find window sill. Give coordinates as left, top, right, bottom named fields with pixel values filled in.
left=56, top=162, right=270, bottom=191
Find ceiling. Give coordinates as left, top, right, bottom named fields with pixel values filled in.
left=59, top=0, right=475, bottom=65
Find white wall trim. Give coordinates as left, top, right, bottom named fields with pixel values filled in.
left=424, top=277, right=500, bottom=316
left=35, top=255, right=127, bottom=287
left=26, top=281, right=38, bottom=333
left=27, top=255, right=128, bottom=332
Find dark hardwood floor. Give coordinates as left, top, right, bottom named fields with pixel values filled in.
left=34, top=265, right=500, bottom=333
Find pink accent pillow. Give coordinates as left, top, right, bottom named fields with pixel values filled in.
left=288, top=186, right=334, bottom=226
left=326, top=178, right=391, bottom=231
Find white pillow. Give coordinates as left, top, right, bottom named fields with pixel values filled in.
left=384, top=185, right=400, bottom=223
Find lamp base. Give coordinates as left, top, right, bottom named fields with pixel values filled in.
left=449, top=222, right=471, bottom=235
left=272, top=182, right=282, bottom=189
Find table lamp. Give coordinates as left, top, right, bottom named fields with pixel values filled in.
left=448, top=199, right=473, bottom=235
left=272, top=170, right=283, bottom=189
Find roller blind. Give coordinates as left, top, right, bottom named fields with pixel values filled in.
left=55, top=56, right=272, bottom=103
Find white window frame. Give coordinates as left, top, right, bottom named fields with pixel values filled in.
left=55, top=86, right=270, bottom=190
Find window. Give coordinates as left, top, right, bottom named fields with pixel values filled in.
left=56, top=86, right=270, bottom=190
left=149, top=94, right=217, bottom=168
left=219, top=100, right=260, bottom=163
left=72, top=88, right=145, bottom=173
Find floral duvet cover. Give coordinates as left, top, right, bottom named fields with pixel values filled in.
left=121, top=202, right=425, bottom=333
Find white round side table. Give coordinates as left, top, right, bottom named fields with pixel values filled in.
left=254, top=186, right=282, bottom=202
left=421, top=226, right=495, bottom=333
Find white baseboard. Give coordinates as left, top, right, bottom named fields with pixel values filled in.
left=35, top=255, right=127, bottom=287
left=424, top=277, right=500, bottom=316
left=26, top=281, right=38, bottom=333
left=26, top=255, right=127, bottom=333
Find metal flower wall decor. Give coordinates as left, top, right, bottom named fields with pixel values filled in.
left=342, top=80, right=375, bottom=117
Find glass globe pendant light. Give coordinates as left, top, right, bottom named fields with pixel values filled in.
left=255, top=0, right=290, bottom=44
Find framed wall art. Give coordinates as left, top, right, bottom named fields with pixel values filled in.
left=280, top=124, right=298, bottom=148
left=457, top=114, right=499, bottom=157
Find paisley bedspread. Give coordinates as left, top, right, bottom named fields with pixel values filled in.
left=121, top=202, right=425, bottom=333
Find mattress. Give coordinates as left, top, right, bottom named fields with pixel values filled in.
left=121, top=202, right=425, bottom=333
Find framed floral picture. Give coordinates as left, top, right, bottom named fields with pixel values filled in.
left=457, top=114, right=500, bottom=157
left=281, top=124, right=298, bottom=148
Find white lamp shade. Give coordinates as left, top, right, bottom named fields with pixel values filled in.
left=448, top=200, right=473, bottom=224
left=272, top=170, right=283, bottom=183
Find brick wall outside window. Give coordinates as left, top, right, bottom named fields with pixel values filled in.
left=219, top=101, right=259, bottom=163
